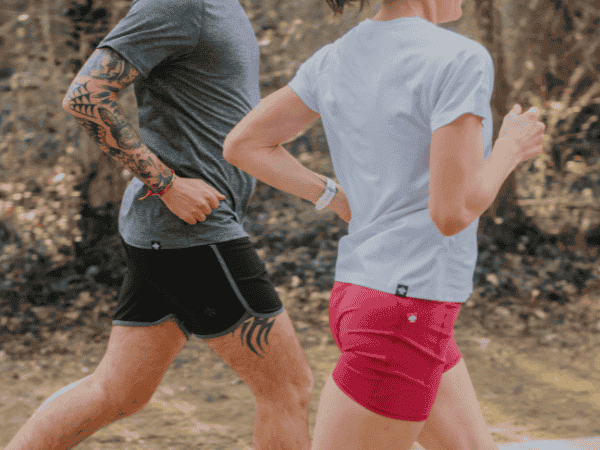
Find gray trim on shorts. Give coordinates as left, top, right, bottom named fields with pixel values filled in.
left=112, top=314, right=193, bottom=339
left=191, top=304, right=284, bottom=339
left=209, top=244, right=285, bottom=319
left=112, top=308, right=285, bottom=341
left=191, top=310, right=253, bottom=339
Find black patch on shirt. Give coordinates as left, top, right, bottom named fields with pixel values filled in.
left=395, top=284, right=409, bottom=297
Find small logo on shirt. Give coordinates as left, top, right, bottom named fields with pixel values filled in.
left=395, top=284, right=409, bottom=297
left=151, top=241, right=161, bottom=250
left=408, top=314, right=417, bottom=323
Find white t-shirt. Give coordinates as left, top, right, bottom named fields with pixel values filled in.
left=288, top=16, right=494, bottom=303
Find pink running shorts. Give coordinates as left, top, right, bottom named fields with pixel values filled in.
left=329, top=281, right=462, bottom=421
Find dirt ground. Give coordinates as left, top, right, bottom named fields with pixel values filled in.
left=1, top=300, right=600, bottom=450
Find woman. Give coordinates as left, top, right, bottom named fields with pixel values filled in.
left=223, top=0, right=545, bottom=448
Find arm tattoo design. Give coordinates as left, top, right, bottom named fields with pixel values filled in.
left=235, top=316, right=276, bottom=358
left=86, top=48, right=139, bottom=84
left=74, top=117, right=153, bottom=180
left=64, top=48, right=173, bottom=191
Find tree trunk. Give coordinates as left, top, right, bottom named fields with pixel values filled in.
left=473, top=0, right=516, bottom=224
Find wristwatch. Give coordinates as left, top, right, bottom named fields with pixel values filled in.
left=316, top=177, right=338, bottom=211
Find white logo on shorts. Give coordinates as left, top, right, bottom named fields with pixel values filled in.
left=408, top=314, right=417, bottom=323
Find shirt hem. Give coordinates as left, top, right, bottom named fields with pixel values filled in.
left=334, top=273, right=471, bottom=303
left=119, top=230, right=251, bottom=249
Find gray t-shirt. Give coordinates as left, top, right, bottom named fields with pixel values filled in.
left=97, top=0, right=260, bottom=249
left=289, top=17, right=494, bottom=303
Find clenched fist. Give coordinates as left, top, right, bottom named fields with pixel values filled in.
left=160, top=175, right=226, bottom=225
left=496, top=104, right=546, bottom=166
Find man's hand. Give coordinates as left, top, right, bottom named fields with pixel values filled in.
left=160, top=176, right=227, bottom=224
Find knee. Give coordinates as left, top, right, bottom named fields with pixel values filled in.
left=295, top=366, right=314, bottom=408
left=256, top=364, right=313, bottom=408
left=91, top=373, right=153, bottom=418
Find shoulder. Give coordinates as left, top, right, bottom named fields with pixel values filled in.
left=431, top=28, right=493, bottom=70
left=426, top=29, right=494, bottom=103
left=297, top=42, right=335, bottom=77
left=128, top=0, right=203, bottom=18
left=306, top=42, right=335, bottom=67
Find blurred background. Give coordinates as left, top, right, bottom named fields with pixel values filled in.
left=0, top=0, right=599, bottom=363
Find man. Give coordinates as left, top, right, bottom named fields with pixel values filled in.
left=4, top=0, right=321, bottom=448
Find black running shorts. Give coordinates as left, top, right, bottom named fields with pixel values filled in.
left=113, top=237, right=284, bottom=339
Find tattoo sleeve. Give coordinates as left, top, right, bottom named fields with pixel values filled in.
left=63, top=48, right=173, bottom=192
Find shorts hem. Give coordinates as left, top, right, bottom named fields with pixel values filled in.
left=112, top=314, right=192, bottom=339
left=243, top=304, right=285, bottom=319
left=332, top=372, right=429, bottom=422
left=192, top=310, right=252, bottom=339
left=444, top=353, right=463, bottom=372
left=191, top=306, right=285, bottom=339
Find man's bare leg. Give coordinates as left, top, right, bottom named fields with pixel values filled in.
left=205, top=310, right=314, bottom=450
left=5, top=319, right=187, bottom=450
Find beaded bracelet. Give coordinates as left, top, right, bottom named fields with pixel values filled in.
left=138, top=169, right=175, bottom=201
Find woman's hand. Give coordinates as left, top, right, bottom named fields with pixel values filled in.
left=496, top=104, right=546, bottom=166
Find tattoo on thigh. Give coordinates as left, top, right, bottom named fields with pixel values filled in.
left=235, top=316, right=276, bottom=358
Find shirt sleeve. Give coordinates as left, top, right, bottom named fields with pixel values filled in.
left=430, top=47, right=494, bottom=133
left=96, top=0, right=203, bottom=78
left=288, top=46, right=330, bottom=114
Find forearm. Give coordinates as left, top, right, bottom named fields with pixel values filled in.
left=460, top=142, right=516, bottom=231
left=63, top=88, right=173, bottom=192
left=227, top=143, right=344, bottom=209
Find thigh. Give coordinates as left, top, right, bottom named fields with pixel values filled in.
left=93, top=319, right=187, bottom=406
left=204, top=310, right=312, bottom=401
left=311, top=373, right=426, bottom=450
left=416, top=357, right=499, bottom=450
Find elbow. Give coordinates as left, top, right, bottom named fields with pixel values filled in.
left=438, top=219, right=464, bottom=237
left=222, top=135, right=239, bottom=166
left=61, top=95, right=73, bottom=114
left=430, top=209, right=466, bottom=237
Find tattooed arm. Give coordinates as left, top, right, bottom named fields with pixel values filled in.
left=62, top=47, right=174, bottom=192
left=62, top=47, right=226, bottom=225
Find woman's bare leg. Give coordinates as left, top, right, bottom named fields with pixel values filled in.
left=311, top=373, right=426, bottom=450
left=416, top=357, right=499, bottom=450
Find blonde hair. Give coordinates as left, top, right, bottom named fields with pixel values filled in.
left=325, top=0, right=370, bottom=15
